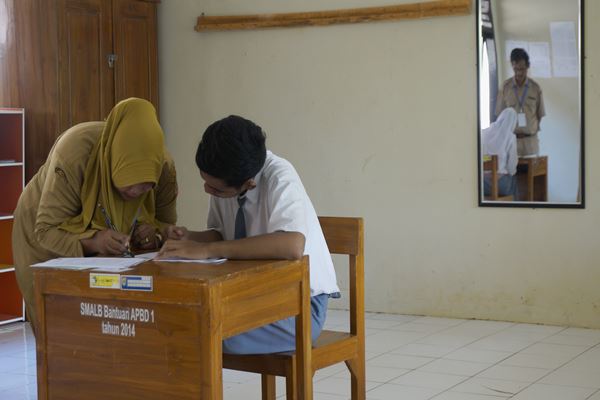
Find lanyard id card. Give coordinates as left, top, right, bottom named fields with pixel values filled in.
left=513, top=82, right=529, bottom=128
left=518, top=112, right=527, bottom=127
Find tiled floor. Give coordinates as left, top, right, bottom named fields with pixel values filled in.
left=1, top=310, right=600, bottom=399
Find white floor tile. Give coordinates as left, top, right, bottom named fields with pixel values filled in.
left=450, top=377, right=529, bottom=397
left=417, top=333, right=480, bottom=348
left=498, top=351, right=575, bottom=370
left=313, top=376, right=379, bottom=397
left=563, top=347, right=600, bottom=372
left=561, top=327, right=600, bottom=340
left=587, top=390, right=600, bottom=400
left=443, top=348, right=512, bottom=364
left=539, top=366, right=600, bottom=389
left=390, top=370, right=469, bottom=390
left=367, top=353, right=434, bottom=369
left=414, top=317, right=467, bottom=327
left=418, top=359, right=492, bottom=377
left=391, top=322, right=449, bottom=335
left=510, top=383, right=596, bottom=400
left=391, top=343, right=458, bottom=358
left=0, top=357, right=34, bottom=374
left=366, top=382, right=441, bottom=400
left=542, top=333, right=600, bottom=347
left=467, top=336, right=533, bottom=353
left=520, top=342, right=589, bottom=358
left=432, top=391, right=506, bottom=399
left=313, top=363, right=348, bottom=380
left=312, top=392, right=349, bottom=400
left=509, top=323, right=565, bottom=335
left=476, top=365, right=551, bottom=383
left=0, top=373, right=35, bottom=392
left=365, top=313, right=419, bottom=324
left=0, top=383, right=37, bottom=400
left=334, top=365, right=409, bottom=383
left=366, top=329, right=428, bottom=353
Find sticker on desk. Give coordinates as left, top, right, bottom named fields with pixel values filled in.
left=121, top=275, right=153, bottom=291
left=89, top=273, right=121, bottom=289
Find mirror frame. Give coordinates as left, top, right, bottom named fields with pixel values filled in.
left=476, top=0, right=585, bottom=208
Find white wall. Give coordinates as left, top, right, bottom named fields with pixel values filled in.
left=158, top=0, right=600, bottom=328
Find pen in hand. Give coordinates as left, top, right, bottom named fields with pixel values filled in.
left=98, top=202, right=117, bottom=231
left=124, top=206, right=142, bottom=257
left=97, top=202, right=134, bottom=257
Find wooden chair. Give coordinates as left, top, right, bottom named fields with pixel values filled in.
left=483, top=155, right=513, bottom=201
left=223, top=216, right=365, bottom=400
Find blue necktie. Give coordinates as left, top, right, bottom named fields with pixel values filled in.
left=234, top=195, right=247, bottom=239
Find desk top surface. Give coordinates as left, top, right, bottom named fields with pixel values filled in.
left=33, top=258, right=302, bottom=284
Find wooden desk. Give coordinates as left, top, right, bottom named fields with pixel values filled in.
left=517, top=156, right=548, bottom=202
left=33, top=257, right=312, bottom=400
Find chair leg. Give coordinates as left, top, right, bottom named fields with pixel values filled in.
left=261, top=374, right=276, bottom=400
left=346, top=357, right=366, bottom=400
left=286, top=358, right=297, bottom=400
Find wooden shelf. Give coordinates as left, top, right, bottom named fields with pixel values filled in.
left=0, top=314, right=23, bottom=325
left=0, top=166, right=23, bottom=216
left=195, top=0, right=471, bottom=32
left=0, top=108, right=25, bottom=325
left=0, top=265, right=15, bottom=273
left=0, top=269, right=24, bottom=325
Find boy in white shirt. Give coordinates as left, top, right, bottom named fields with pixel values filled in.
left=159, top=115, right=339, bottom=354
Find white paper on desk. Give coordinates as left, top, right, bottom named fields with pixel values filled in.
left=32, top=257, right=146, bottom=270
left=137, top=251, right=226, bottom=264
left=91, top=265, right=135, bottom=272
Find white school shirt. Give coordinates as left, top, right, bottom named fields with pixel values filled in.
left=207, top=151, right=340, bottom=296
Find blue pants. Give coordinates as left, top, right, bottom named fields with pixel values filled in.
left=223, top=294, right=329, bottom=355
left=484, top=174, right=517, bottom=197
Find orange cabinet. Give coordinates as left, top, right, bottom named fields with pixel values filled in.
left=0, top=108, right=26, bottom=325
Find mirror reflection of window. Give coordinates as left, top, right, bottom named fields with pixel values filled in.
left=480, top=41, right=491, bottom=129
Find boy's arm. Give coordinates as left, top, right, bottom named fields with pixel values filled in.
left=158, top=231, right=305, bottom=260
left=188, top=229, right=223, bottom=242
left=163, top=225, right=223, bottom=242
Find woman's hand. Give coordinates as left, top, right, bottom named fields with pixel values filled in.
left=81, top=229, right=129, bottom=256
left=133, top=223, right=158, bottom=250
left=156, top=239, right=211, bottom=260
left=164, top=225, right=189, bottom=240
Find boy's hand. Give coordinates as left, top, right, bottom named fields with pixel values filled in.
left=165, top=225, right=189, bottom=240
left=133, top=223, right=158, bottom=250
left=156, top=239, right=211, bottom=260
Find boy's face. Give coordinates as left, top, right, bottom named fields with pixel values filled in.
left=200, top=170, right=255, bottom=198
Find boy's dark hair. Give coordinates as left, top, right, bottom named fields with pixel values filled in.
left=510, top=48, right=530, bottom=67
left=196, top=115, right=267, bottom=188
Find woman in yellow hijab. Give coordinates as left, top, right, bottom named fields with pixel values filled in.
left=12, top=98, right=178, bottom=333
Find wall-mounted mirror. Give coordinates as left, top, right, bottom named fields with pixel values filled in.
left=477, top=0, right=584, bottom=208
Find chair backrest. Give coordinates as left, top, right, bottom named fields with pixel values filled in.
left=318, top=216, right=364, bottom=336
left=483, top=154, right=500, bottom=200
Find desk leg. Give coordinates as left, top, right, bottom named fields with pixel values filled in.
left=200, top=285, right=224, bottom=400
left=34, top=274, right=48, bottom=400
left=295, top=259, right=312, bottom=400
left=527, top=166, right=534, bottom=201
left=534, top=174, right=548, bottom=202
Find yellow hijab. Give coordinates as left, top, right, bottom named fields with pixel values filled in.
left=60, top=98, right=165, bottom=234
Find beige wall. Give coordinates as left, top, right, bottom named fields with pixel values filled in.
left=157, top=1, right=600, bottom=328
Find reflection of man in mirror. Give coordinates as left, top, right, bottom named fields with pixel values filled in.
left=495, top=48, right=545, bottom=157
